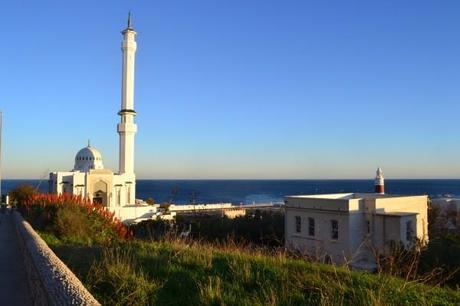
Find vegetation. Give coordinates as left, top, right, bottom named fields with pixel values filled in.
left=8, top=184, right=37, bottom=205
left=18, top=193, right=131, bottom=244
left=419, top=235, right=460, bottom=287
left=41, top=234, right=460, bottom=306
left=421, top=199, right=460, bottom=286
left=145, top=198, right=155, bottom=205
left=131, top=210, right=284, bottom=247
left=17, top=191, right=460, bottom=305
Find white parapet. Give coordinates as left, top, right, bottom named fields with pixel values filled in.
left=169, top=203, right=233, bottom=212
left=110, top=204, right=158, bottom=224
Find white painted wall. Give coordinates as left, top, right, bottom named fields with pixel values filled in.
left=285, top=194, right=428, bottom=267
left=48, top=18, right=140, bottom=224
left=118, top=25, right=137, bottom=176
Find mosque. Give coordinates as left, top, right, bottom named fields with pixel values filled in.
left=49, top=15, right=156, bottom=222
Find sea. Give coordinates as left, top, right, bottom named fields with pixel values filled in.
left=2, top=179, right=460, bottom=205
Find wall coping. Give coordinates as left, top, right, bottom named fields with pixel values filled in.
left=14, top=211, right=100, bottom=305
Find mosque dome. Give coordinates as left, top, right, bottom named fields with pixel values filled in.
left=73, top=143, right=104, bottom=172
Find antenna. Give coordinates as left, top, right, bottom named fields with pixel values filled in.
left=35, top=168, right=50, bottom=192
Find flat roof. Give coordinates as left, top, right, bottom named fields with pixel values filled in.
left=375, top=212, right=419, bottom=217
left=286, top=193, right=424, bottom=200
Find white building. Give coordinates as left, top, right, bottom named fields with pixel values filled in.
left=49, top=15, right=157, bottom=223
left=284, top=170, right=429, bottom=269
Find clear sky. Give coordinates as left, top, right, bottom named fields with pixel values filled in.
left=1, top=0, right=460, bottom=179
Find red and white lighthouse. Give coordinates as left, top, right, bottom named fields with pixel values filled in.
left=375, top=167, right=385, bottom=194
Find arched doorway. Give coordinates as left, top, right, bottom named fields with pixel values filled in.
left=92, top=180, right=108, bottom=206
left=93, top=190, right=107, bottom=206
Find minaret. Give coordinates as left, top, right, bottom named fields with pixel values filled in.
left=374, top=167, right=384, bottom=194
left=117, top=12, right=138, bottom=176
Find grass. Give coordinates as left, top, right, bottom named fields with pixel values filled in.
left=19, top=192, right=460, bottom=305
left=40, top=233, right=460, bottom=306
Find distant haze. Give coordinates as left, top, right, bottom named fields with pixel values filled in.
left=1, top=1, right=459, bottom=179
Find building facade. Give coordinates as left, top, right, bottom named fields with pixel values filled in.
left=49, top=16, right=156, bottom=222
left=284, top=192, right=428, bottom=269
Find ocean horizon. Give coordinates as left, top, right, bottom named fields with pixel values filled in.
left=2, top=179, right=460, bottom=205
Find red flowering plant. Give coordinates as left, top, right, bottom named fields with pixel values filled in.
left=19, top=193, right=132, bottom=244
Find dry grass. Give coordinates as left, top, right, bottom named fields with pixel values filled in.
left=42, top=234, right=460, bottom=306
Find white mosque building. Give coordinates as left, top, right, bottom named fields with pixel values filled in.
left=49, top=15, right=157, bottom=222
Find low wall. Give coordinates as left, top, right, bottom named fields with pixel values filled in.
left=169, top=203, right=233, bottom=212
left=14, top=212, right=100, bottom=306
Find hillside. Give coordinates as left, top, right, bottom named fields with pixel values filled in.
left=40, top=234, right=460, bottom=306
left=16, top=193, right=460, bottom=305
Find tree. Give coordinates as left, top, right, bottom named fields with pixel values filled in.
left=8, top=184, right=36, bottom=205
left=419, top=235, right=460, bottom=287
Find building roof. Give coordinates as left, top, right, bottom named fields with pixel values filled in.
left=375, top=212, right=419, bottom=217
left=73, top=144, right=104, bottom=172
left=284, top=193, right=427, bottom=213
left=286, top=193, right=423, bottom=200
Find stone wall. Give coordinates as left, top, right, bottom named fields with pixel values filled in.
left=14, top=212, right=100, bottom=306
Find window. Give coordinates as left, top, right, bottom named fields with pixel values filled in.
left=331, top=220, right=339, bottom=240
left=406, top=221, right=413, bottom=241
left=308, top=217, right=315, bottom=236
left=295, top=216, right=301, bottom=233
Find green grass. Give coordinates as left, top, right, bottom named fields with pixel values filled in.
left=40, top=233, right=460, bottom=306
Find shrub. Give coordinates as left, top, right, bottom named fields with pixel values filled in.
left=18, top=193, right=131, bottom=244
left=132, top=210, right=284, bottom=247
left=419, top=235, right=460, bottom=287
left=53, top=203, right=91, bottom=240
left=8, top=184, right=36, bottom=205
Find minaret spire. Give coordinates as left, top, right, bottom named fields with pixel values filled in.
left=127, top=11, right=132, bottom=30
left=123, top=11, right=134, bottom=33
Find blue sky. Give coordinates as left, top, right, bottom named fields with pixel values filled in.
left=1, top=0, right=460, bottom=179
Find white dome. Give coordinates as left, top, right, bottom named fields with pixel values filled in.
left=73, top=145, right=104, bottom=172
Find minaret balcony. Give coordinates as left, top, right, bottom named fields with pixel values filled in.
left=118, top=109, right=137, bottom=116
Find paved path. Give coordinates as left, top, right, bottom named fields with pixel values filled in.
left=0, top=210, right=32, bottom=305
